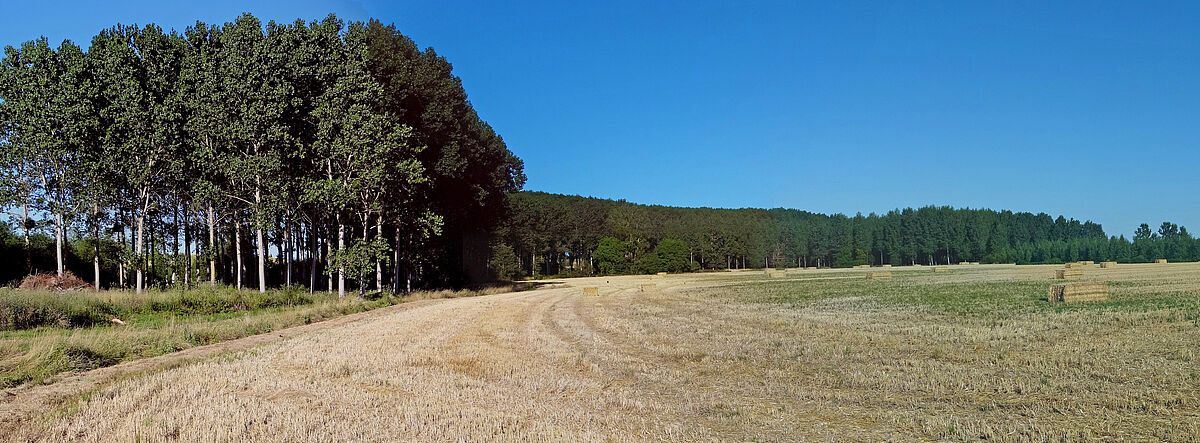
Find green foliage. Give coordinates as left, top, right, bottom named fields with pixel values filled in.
left=501, top=192, right=1200, bottom=275
left=593, top=237, right=628, bottom=275
left=487, top=242, right=522, bottom=282
left=0, top=12, right=527, bottom=293
left=635, top=238, right=691, bottom=274
left=833, top=248, right=870, bottom=268
left=328, top=238, right=390, bottom=282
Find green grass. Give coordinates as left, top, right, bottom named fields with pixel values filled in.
left=0, top=286, right=323, bottom=331
left=719, top=273, right=1200, bottom=320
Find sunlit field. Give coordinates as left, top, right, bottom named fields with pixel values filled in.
left=5, top=263, right=1199, bottom=441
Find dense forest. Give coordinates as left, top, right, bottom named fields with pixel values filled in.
left=491, top=192, right=1200, bottom=278
left=2, top=14, right=1196, bottom=291
left=0, top=14, right=524, bottom=293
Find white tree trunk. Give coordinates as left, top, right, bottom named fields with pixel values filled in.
left=254, top=183, right=267, bottom=293
left=92, top=202, right=100, bottom=291
left=55, top=212, right=64, bottom=276
left=376, top=219, right=383, bottom=291
left=337, top=221, right=345, bottom=298
left=135, top=190, right=149, bottom=295
left=285, top=211, right=292, bottom=287
left=392, top=226, right=401, bottom=294
left=235, top=219, right=243, bottom=290
left=256, top=225, right=267, bottom=293
left=208, top=205, right=216, bottom=286
left=326, top=232, right=333, bottom=294
left=22, top=203, right=30, bottom=275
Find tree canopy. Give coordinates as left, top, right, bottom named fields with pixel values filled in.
left=0, top=13, right=524, bottom=292
left=494, top=191, right=1200, bottom=277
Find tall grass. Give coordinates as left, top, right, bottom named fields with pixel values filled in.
left=0, top=286, right=321, bottom=331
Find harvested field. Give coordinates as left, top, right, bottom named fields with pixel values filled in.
left=5, top=263, right=1200, bottom=441
left=866, top=271, right=891, bottom=279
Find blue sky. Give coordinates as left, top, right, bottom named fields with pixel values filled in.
left=2, top=1, right=1197, bottom=236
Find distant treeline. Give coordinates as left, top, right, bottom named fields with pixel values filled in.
left=0, top=14, right=524, bottom=293
left=490, top=192, right=1199, bottom=278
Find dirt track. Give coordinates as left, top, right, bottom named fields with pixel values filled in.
left=8, top=275, right=756, bottom=441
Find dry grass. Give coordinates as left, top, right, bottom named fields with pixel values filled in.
left=1055, top=268, right=1085, bottom=280
left=1048, top=282, right=1109, bottom=302
left=7, top=263, right=1200, bottom=441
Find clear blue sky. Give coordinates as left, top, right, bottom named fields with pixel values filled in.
left=3, top=1, right=1198, bottom=237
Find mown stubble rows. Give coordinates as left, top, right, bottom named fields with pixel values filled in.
left=13, top=263, right=1200, bottom=441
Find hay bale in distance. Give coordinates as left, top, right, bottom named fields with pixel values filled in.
left=1054, top=268, right=1084, bottom=280
left=1063, top=262, right=1083, bottom=269
left=1080, top=260, right=1095, bottom=265
left=1048, top=282, right=1108, bottom=302
left=958, top=262, right=970, bottom=265
left=1156, top=259, right=1168, bottom=264
left=881, top=264, right=892, bottom=268
left=1100, top=261, right=1117, bottom=268
left=866, top=271, right=892, bottom=280
left=582, top=287, right=599, bottom=296
left=656, top=272, right=667, bottom=276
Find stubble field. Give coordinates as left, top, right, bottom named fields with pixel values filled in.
left=6, top=263, right=1200, bottom=441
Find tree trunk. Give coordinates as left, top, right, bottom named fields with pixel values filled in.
left=117, top=212, right=126, bottom=288
left=235, top=219, right=243, bottom=290
left=255, top=183, right=267, bottom=293
left=135, top=189, right=150, bottom=294
left=207, top=205, right=216, bottom=286
left=22, top=203, right=31, bottom=275
left=362, top=218, right=369, bottom=296
left=54, top=211, right=64, bottom=277
left=92, top=202, right=100, bottom=291
left=285, top=211, right=292, bottom=287
left=309, top=220, right=318, bottom=294
left=392, top=226, right=401, bottom=294
left=337, top=219, right=345, bottom=298
left=326, top=228, right=333, bottom=294
left=376, top=219, right=383, bottom=291
left=172, top=200, right=180, bottom=286
left=184, top=207, right=192, bottom=288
